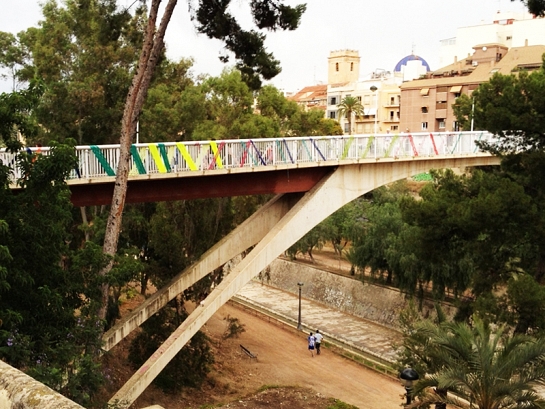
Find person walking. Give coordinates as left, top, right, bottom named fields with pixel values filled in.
left=314, top=330, right=323, bottom=355
left=308, top=332, right=316, bottom=357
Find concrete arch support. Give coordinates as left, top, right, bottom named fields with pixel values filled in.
left=103, top=192, right=303, bottom=351
left=110, top=156, right=499, bottom=408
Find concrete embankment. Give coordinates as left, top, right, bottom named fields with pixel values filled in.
left=265, top=258, right=457, bottom=330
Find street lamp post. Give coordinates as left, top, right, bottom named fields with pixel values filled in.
left=400, top=367, right=419, bottom=406
left=297, top=282, right=304, bottom=330
left=370, top=85, right=378, bottom=134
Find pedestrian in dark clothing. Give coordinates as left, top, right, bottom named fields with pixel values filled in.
left=308, top=332, right=316, bottom=357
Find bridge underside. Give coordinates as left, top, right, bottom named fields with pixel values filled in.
left=107, top=156, right=500, bottom=408
left=69, top=167, right=334, bottom=207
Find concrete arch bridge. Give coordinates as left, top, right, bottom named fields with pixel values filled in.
left=0, top=132, right=500, bottom=408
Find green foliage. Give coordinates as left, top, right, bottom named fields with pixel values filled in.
left=0, top=31, right=26, bottom=89
left=0, top=80, right=44, bottom=146
left=139, top=58, right=195, bottom=142
left=128, top=302, right=214, bottom=392
left=402, top=318, right=545, bottom=409
left=147, top=198, right=234, bottom=290
left=8, top=0, right=144, bottom=145
left=0, top=143, right=105, bottom=406
left=222, top=314, right=246, bottom=339
left=451, top=93, right=473, bottom=131
left=506, top=273, right=545, bottom=334
left=522, top=0, right=545, bottom=16
left=195, top=0, right=306, bottom=90
left=472, top=69, right=545, bottom=153
left=346, top=185, right=409, bottom=286
left=399, top=168, right=535, bottom=298
left=285, top=223, right=326, bottom=262
left=336, top=96, right=365, bottom=134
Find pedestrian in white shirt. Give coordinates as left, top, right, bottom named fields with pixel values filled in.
left=314, top=330, right=323, bottom=355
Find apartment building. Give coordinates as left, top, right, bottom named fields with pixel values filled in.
left=400, top=43, right=545, bottom=133
left=439, top=10, right=545, bottom=67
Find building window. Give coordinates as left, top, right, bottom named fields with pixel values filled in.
left=350, top=62, right=353, bottom=71
left=438, top=120, right=446, bottom=129
left=506, top=36, right=512, bottom=40
left=454, top=92, right=461, bottom=98
left=391, top=125, right=398, bottom=131
left=357, top=96, right=362, bottom=102
left=336, top=62, right=339, bottom=71
left=329, top=97, right=337, bottom=105
left=344, top=123, right=350, bottom=133
left=422, top=122, right=428, bottom=130
left=421, top=106, right=428, bottom=113
left=390, top=97, right=395, bottom=105
left=453, top=121, right=460, bottom=131
left=328, top=111, right=336, bottom=119
left=390, top=111, right=394, bottom=120
left=364, top=95, right=370, bottom=104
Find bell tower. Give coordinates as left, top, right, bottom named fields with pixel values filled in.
left=328, top=50, right=360, bottom=84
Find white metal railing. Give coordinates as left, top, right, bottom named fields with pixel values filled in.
left=1, top=132, right=495, bottom=183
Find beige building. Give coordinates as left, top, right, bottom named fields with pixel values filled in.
left=326, top=50, right=400, bottom=134
left=326, top=74, right=402, bottom=134
left=326, top=50, right=431, bottom=134
left=400, top=43, right=545, bottom=133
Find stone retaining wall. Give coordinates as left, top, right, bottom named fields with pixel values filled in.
left=0, top=359, right=85, bottom=409
left=265, top=258, right=456, bottom=330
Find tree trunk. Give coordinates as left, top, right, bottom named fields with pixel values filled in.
left=98, top=0, right=178, bottom=322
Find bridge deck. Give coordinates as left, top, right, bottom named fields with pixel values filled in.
left=2, top=132, right=496, bottom=206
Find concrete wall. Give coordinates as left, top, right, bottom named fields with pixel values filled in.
left=0, top=360, right=84, bottom=409
left=266, top=258, right=457, bottom=330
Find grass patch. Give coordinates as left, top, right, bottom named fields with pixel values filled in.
left=256, top=384, right=282, bottom=393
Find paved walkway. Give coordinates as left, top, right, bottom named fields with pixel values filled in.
left=235, top=280, right=401, bottom=364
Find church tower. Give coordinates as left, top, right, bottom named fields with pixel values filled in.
left=328, top=50, right=360, bottom=84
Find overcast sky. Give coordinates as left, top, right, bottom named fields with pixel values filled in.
left=0, top=0, right=529, bottom=93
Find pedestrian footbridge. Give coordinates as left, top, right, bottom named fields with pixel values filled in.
left=4, top=131, right=498, bottom=206
left=0, top=132, right=501, bottom=408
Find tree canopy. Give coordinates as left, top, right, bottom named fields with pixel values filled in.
left=400, top=317, right=545, bottom=409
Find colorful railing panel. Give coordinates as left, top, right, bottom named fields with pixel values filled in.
left=0, top=132, right=494, bottom=182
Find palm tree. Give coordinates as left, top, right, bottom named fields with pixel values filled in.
left=404, top=318, right=545, bottom=409
left=336, top=96, right=365, bottom=134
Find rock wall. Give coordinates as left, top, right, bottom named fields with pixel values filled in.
left=265, top=258, right=456, bottom=330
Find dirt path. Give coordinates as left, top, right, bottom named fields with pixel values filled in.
left=128, top=301, right=405, bottom=409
